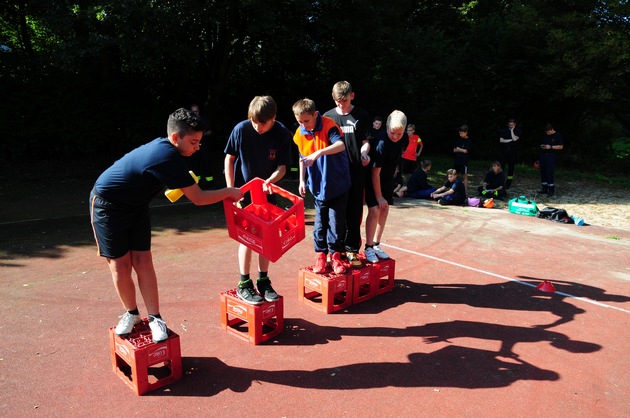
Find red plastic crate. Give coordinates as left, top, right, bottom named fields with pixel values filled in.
left=223, top=177, right=305, bottom=262
left=109, top=319, right=182, bottom=395
left=369, top=258, right=396, bottom=295
left=298, top=267, right=353, bottom=313
left=350, top=264, right=375, bottom=304
left=220, top=289, right=284, bottom=344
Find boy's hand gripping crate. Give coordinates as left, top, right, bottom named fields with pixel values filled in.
left=224, top=177, right=305, bottom=262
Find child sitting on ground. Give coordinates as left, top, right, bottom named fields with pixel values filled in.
left=478, top=160, right=507, bottom=200
left=396, top=159, right=437, bottom=198
left=431, top=168, right=466, bottom=206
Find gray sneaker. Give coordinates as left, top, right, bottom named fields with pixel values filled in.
left=363, top=247, right=379, bottom=263
left=115, top=311, right=141, bottom=337
left=149, top=316, right=168, bottom=343
left=237, top=283, right=264, bottom=305
left=373, top=244, right=390, bottom=259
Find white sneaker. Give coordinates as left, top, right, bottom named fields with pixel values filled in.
left=115, top=311, right=141, bottom=336
left=149, top=317, right=169, bottom=343
left=363, top=247, right=379, bottom=263
left=373, top=244, right=390, bottom=259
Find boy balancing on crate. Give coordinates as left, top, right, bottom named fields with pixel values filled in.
left=293, top=98, right=351, bottom=275
left=363, top=110, right=408, bottom=263
left=90, top=108, right=242, bottom=343
left=224, top=96, right=293, bottom=305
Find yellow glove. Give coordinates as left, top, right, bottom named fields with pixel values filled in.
left=165, top=171, right=198, bottom=202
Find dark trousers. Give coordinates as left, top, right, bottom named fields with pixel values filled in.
left=539, top=153, right=556, bottom=191
left=344, top=164, right=365, bottom=252
left=500, top=145, right=516, bottom=187
left=313, top=191, right=348, bottom=254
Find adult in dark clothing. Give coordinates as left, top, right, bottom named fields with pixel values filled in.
left=538, top=123, right=564, bottom=197
left=499, top=118, right=523, bottom=189
left=453, top=125, right=472, bottom=196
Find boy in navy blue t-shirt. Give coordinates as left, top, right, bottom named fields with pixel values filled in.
left=224, top=96, right=292, bottom=305
left=431, top=168, right=466, bottom=206
left=90, top=108, right=242, bottom=343
left=363, top=110, right=408, bottom=263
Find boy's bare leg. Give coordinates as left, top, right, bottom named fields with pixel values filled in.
left=132, top=250, right=159, bottom=314
left=257, top=255, right=270, bottom=274
left=464, top=174, right=469, bottom=196
left=374, top=204, right=389, bottom=243
left=238, top=244, right=252, bottom=275
left=365, top=206, right=379, bottom=245
left=107, top=253, right=138, bottom=311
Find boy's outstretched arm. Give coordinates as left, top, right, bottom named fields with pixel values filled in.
left=183, top=184, right=243, bottom=206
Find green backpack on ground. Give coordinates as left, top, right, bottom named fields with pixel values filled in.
left=508, top=196, right=538, bottom=216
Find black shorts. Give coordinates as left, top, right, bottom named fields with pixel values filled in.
left=402, top=159, right=417, bottom=175
left=365, top=179, right=394, bottom=207
left=454, top=164, right=468, bottom=175
left=90, top=189, right=151, bottom=259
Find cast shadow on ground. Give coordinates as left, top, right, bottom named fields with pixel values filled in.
left=336, top=278, right=593, bottom=329
left=150, top=339, right=564, bottom=397
left=0, top=202, right=229, bottom=263
left=276, top=318, right=602, bottom=354
left=517, top=275, right=630, bottom=307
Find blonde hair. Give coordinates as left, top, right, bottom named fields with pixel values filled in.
left=387, top=110, right=407, bottom=130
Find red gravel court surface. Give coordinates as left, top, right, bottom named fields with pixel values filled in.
left=1, top=193, right=629, bottom=417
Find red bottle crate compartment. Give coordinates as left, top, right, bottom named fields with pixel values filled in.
left=298, top=267, right=353, bottom=314
left=109, top=319, right=182, bottom=395
left=369, top=258, right=396, bottom=295
left=220, top=289, right=284, bottom=345
left=224, top=177, right=305, bottom=262
left=350, top=264, right=375, bottom=304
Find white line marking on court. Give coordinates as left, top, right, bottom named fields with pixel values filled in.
left=382, top=242, right=630, bottom=315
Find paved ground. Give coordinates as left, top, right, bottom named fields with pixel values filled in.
left=1, top=181, right=629, bottom=417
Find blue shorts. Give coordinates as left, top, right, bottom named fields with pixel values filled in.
left=89, top=189, right=151, bottom=259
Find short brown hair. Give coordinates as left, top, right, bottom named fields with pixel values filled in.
left=292, top=98, right=317, bottom=116
left=247, top=96, right=277, bottom=123
left=332, top=81, right=353, bottom=101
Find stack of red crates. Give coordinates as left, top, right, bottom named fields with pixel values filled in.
left=298, top=256, right=396, bottom=312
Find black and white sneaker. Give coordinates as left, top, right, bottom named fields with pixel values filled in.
left=237, top=283, right=264, bottom=305
left=256, top=277, right=279, bottom=302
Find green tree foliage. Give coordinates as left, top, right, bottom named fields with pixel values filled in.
left=1, top=0, right=628, bottom=171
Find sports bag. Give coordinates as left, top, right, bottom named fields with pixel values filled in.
left=537, top=207, right=574, bottom=224
left=508, top=196, right=538, bottom=216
